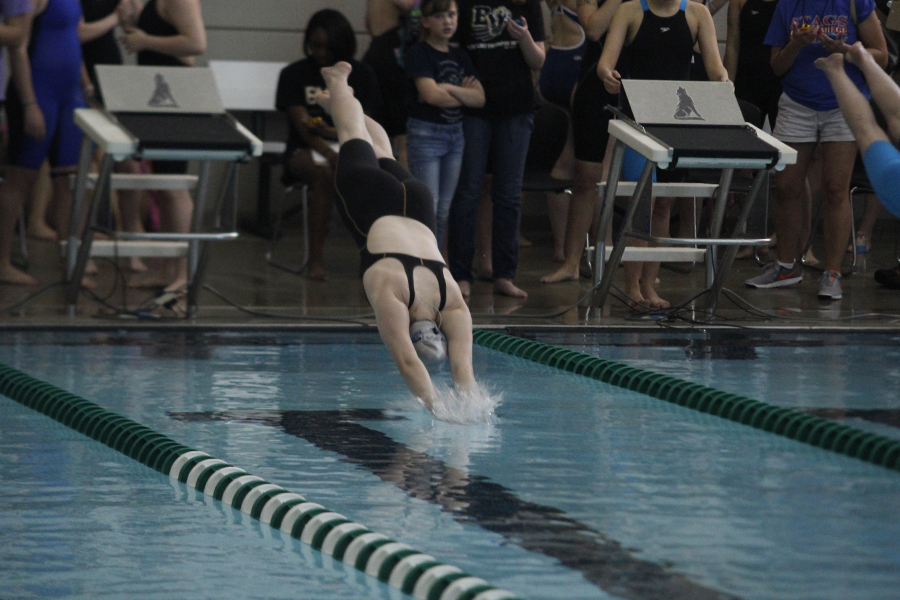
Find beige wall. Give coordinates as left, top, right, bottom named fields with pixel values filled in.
left=198, top=0, right=727, bottom=64
left=200, top=0, right=372, bottom=64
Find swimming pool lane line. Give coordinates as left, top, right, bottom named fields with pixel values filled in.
left=0, top=362, right=519, bottom=600
left=472, top=329, right=900, bottom=473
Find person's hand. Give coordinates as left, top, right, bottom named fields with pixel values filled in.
left=599, top=67, right=621, bottom=94
left=120, top=26, right=149, bottom=53
left=717, top=73, right=735, bottom=92
left=818, top=31, right=848, bottom=54
left=24, top=103, right=46, bottom=141
left=461, top=75, right=479, bottom=89
left=117, top=0, right=140, bottom=27
left=790, top=21, right=819, bottom=46
left=507, top=16, right=531, bottom=42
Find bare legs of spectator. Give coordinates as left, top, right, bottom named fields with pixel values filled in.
left=114, top=159, right=149, bottom=273
left=547, top=123, right=575, bottom=262
left=285, top=150, right=336, bottom=282
left=0, top=166, right=40, bottom=285
left=540, top=157, right=605, bottom=283
left=25, top=162, right=56, bottom=240
left=773, top=139, right=856, bottom=275
left=622, top=197, right=672, bottom=309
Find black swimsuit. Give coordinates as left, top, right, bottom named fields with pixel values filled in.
left=335, top=138, right=447, bottom=310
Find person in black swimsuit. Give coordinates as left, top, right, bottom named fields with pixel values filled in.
left=117, top=0, right=205, bottom=294
left=597, top=0, right=727, bottom=309
left=319, top=61, right=477, bottom=414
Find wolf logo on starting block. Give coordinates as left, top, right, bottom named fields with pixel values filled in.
left=673, top=86, right=703, bottom=121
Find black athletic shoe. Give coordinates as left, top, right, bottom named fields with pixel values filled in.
left=874, top=266, right=900, bottom=289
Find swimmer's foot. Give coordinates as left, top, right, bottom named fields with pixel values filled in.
left=320, top=62, right=353, bottom=89
left=313, top=90, right=332, bottom=114
left=814, top=52, right=846, bottom=75
left=457, top=280, right=471, bottom=298
left=0, top=263, right=39, bottom=286
left=306, top=262, right=329, bottom=282
left=845, top=41, right=869, bottom=68
left=540, top=263, right=579, bottom=283
left=494, top=278, right=527, bottom=299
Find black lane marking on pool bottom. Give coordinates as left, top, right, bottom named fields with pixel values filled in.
left=169, top=409, right=740, bottom=600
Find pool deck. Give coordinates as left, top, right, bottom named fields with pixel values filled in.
left=2, top=220, right=899, bottom=331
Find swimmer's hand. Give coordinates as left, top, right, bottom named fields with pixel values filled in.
left=416, top=382, right=501, bottom=425
left=599, top=67, right=622, bottom=94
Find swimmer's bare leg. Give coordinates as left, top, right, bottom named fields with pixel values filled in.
left=318, top=62, right=375, bottom=148
left=815, top=51, right=890, bottom=153
left=844, top=43, right=900, bottom=145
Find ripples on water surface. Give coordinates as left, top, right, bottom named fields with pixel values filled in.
left=1, top=330, right=899, bottom=600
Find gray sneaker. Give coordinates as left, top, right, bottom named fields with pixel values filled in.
left=818, top=270, right=843, bottom=300
left=745, top=262, right=803, bottom=288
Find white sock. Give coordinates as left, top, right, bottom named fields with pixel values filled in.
left=777, top=260, right=795, bottom=270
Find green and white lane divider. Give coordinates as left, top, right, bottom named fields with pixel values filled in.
left=0, top=362, right=519, bottom=600
left=472, top=329, right=900, bottom=473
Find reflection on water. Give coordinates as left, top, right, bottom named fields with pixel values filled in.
left=170, top=408, right=739, bottom=600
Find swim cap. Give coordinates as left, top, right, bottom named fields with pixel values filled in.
left=410, top=320, right=448, bottom=364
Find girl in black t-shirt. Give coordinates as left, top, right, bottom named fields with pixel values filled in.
left=275, top=9, right=382, bottom=281
left=405, top=0, right=484, bottom=248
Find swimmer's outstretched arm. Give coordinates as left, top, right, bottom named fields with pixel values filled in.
left=442, top=306, right=477, bottom=393
left=318, top=62, right=393, bottom=159
left=372, top=292, right=439, bottom=408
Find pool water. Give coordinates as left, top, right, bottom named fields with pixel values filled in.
left=1, top=329, right=898, bottom=600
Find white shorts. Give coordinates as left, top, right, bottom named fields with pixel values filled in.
left=772, top=93, right=855, bottom=144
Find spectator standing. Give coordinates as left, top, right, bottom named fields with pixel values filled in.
left=744, top=0, right=886, bottom=300
left=538, top=0, right=586, bottom=263
left=118, top=0, right=206, bottom=295
left=405, top=0, right=484, bottom=249
left=448, top=0, right=545, bottom=299
left=0, top=0, right=88, bottom=286
left=539, top=0, right=623, bottom=284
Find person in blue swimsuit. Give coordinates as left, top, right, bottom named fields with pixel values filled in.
left=319, top=61, right=478, bottom=416
left=816, top=44, right=900, bottom=220
left=539, top=0, right=586, bottom=109
left=0, top=0, right=89, bottom=286
left=537, top=0, right=586, bottom=263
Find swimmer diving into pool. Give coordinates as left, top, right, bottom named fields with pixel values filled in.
left=316, top=62, right=489, bottom=421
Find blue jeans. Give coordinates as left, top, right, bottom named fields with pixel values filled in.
left=406, top=118, right=465, bottom=244
left=448, top=112, right=534, bottom=282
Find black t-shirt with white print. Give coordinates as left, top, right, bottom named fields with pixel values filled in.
left=453, top=0, right=545, bottom=120
left=405, top=40, right=480, bottom=125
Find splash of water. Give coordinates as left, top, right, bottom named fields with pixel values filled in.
left=418, top=381, right=502, bottom=425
